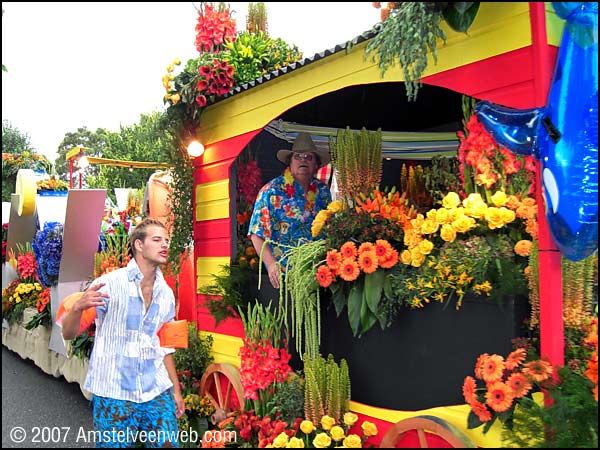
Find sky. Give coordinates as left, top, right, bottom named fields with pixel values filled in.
left=2, top=2, right=381, bottom=161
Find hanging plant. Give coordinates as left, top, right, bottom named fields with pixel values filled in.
left=367, top=2, right=480, bottom=101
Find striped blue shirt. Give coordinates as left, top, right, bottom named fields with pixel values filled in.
left=84, top=259, right=176, bottom=403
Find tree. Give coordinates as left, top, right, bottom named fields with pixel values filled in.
left=55, top=126, right=111, bottom=180
left=2, top=120, right=32, bottom=154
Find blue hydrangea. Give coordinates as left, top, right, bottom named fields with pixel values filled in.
left=32, top=221, right=64, bottom=288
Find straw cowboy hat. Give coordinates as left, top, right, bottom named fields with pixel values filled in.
left=276, top=132, right=330, bottom=167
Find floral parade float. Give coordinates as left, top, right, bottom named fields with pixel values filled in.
left=175, top=2, right=597, bottom=448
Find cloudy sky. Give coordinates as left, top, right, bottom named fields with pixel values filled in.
left=2, top=2, right=381, bottom=160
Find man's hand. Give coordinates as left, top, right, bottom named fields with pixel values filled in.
left=267, top=262, right=280, bottom=289
left=174, top=390, right=185, bottom=418
left=75, top=283, right=109, bottom=311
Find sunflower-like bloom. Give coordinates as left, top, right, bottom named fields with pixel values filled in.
left=340, top=259, right=360, bottom=281
left=340, top=242, right=357, bottom=260
left=523, top=359, right=553, bottom=382
left=505, top=348, right=527, bottom=370
left=485, top=381, right=514, bottom=412
left=481, top=354, right=505, bottom=383
left=316, top=265, right=334, bottom=288
left=462, top=376, right=478, bottom=404
left=358, top=251, right=378, bottom=274
left=507, top=372, right=532, bottom=398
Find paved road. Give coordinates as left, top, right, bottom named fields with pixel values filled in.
left=2, top=346, right=94, bottom=448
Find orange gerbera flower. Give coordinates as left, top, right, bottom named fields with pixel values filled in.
left=374, top=239, right=393, bottom=262
left=316, top=265, right=334, bottom=288
left=470, top=400, right=492, bottom=422
left=379, top=249, right=399, bottom=269
left=475, top=353, right=490, bottom=380
left=505, top=348, right=527, bottom=370
left=340, top=242, right=357, bottom=260
left=326, top=249, right=342, bottom=272
left=340, top=259, right=360, bottom=281
left=358, top=242, right=375, bottom=255
left=358, top=251, right=378, bottom=274
left=462, top=376, right=477, bottom=404
left=507, top=372, right=532, bottom=398
left=485, top=381, right=514, bottom=412
left=523, top=359, right=553, bottom=382
left=481, top=354, right=505, bottom=383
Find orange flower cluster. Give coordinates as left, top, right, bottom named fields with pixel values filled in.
left=463, top=349, right=553, bottom=428
left=36, top=177, right=68, bottom=192
left=316, top=240, right=398, bottom=288
left=36, top=287, right=51, bottom=313
left=584, top=317, right=598, bottom=401
left=354, top=189, right=415, bottom=225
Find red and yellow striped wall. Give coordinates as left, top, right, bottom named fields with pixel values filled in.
left=188, top=3, right=562, bottom=447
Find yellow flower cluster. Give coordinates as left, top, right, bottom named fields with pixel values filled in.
left=269, top=413, right=377, bottom=448
left=311, top=200, right=343, bottom=237
left=401, top=191, right=524, bottom=268
left=8, top=282, right=42, bottom=306
left=162, top=57, right=182, bottom=105
left=183, top=393, right=215, bottom=417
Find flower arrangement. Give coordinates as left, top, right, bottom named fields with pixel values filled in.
left=390, top=190, right=537, bottom=309
left=24, top=286, right=52, bottom=330
left=238, top=301, right=292, bottom=418
left=2, top=223, right=7, bottom=262
left=36, top=176, right=68, bottom=192
left=458, top=110, right=536, bottom=201
left=95, top=232, right=131, bottom=278
left=32, top=221, right=64, bottom=288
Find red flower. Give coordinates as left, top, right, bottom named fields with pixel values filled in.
left=316, top=265, right=334, bottom=288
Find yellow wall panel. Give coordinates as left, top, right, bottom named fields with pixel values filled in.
left=199, top=331, right=242, bottom=367
left=195, top=179, right=230, bottom=221
left=196, top=256, right=231, bottom=289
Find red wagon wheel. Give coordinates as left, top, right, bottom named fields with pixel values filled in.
left=379, top=415, right=477, bottom=448
left=199, top=363, right=245, bottom=424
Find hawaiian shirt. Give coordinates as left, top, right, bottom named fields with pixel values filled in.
left=84, top=259, right=176, bottom=403
left=248, top=172, right=331, bottom=266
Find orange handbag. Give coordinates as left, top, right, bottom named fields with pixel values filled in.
left=157, top=320, right=188, bottom=348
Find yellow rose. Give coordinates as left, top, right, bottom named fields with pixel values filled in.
left=300, top=420, right=315, bottom=435
left=273, top=432, right=289, bottom=448
left=320, top=415, right=336, bottom=431
left=313, top=432, right=332, bottom=448
left=400, top=250, right=412, bottom=265
left=499, top=207, right=516, bottom=225
left=327, top=200, right=343, bottom=213
left=491, top=190, right=508, bottom=207
left=435, top=207, right=451, bottom=224
left=466, top=203, right=487, bottom=219
left=425, top=208, right=437, bottom=221
left=411, top=214, right=425, bottom=229
left=342, top=434, right=362, bottom=448
left=448, top=207, right=466, bottom=222
left=442, top=192, right=461, bottom=209
left=330, top=426, right=345, bottom=442
left=417, top=239, right=434, bottom=255
left=452, top=216, right=476, bottom=233
left=462, top=193, right=485, bottom=209
left=485, top=207, right=505, bottom=229
left=343, top=412, right=358, bottom=427
left=286, top=437, right=305, bottom=448
left=420, top=219, right=439, bottom=235
left=440, top=224, right=457, bottom=243
left=361, top=421, right=378, bottom=437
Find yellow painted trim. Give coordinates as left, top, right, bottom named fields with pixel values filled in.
left=199, top=331, right=243, bottom=367
left=198, top=3, right=532, bottom=145
left=196, top=256, right=231, bottom=289
left=195, top=179, right=230, bottom=221
left=349, top=401, right=501, bottom=447
left=545, top=3, right=564, bottom=47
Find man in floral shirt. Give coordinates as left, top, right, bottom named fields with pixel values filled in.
left=248, top=132, right=331, bottom=288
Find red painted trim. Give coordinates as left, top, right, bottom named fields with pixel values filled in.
left=423, top=45, right=557, bottom=109
left=528, top=2, right=564, bottom=369
left=196, top=302, right=245, bottom=338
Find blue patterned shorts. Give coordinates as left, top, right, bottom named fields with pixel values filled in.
left=92, top=389, right=179, bottom=448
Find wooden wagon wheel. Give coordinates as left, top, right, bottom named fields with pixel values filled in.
left=199, top=363, right=245, bottom=424
left=379, top=415, right=477, bottom=448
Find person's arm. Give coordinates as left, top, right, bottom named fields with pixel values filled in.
left=250, top=234, right=280, bottom=289
left=163, top=353, right=185, bottom=418
left=61, top=283, right=108, bottom=341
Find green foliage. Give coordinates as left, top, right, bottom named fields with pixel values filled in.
left=424, top=156, right=461, bottom=206
left=366, top=3, right=447, bottom=101
left=238, top=299, right=288, bottom=347
left=69, top=330, right=95, bottom=360
left=55, top=126, right=111, bottom=181
left=281, top=239, right=327, bottom=359
left=2, top=120, right=32, bottom=154
left=501, top=367, right=598, bottom=448
left=267, top=372, right=305, bottom=424
left=303, top=354, right=350, bottom=424
left=200, top=264, right=255, bottom=326
left=173, top=323, right=214, bottom=380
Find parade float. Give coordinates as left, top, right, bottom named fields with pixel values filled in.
left=182, top=2, right=597, bottom=447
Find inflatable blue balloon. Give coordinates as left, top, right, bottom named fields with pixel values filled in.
left=476, top=2, right=598, bottom=261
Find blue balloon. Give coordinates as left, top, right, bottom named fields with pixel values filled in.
left=476, top=2, right=598, bottom=261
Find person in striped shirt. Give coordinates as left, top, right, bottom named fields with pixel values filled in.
left=61, top=218, right=184, bottom=447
